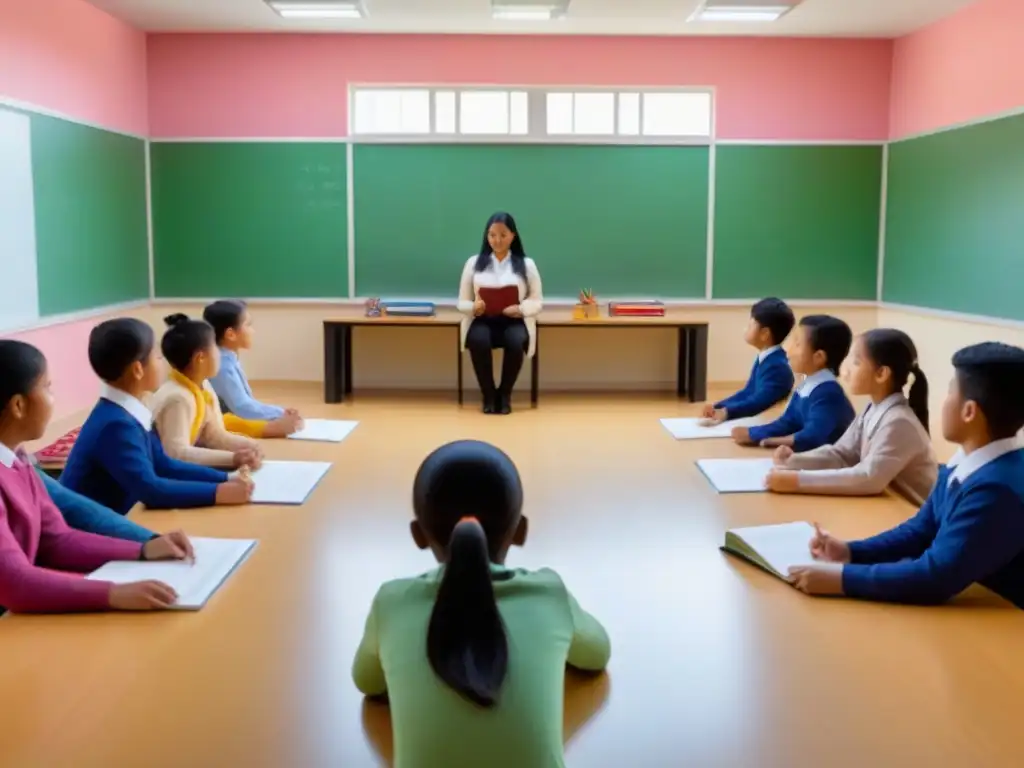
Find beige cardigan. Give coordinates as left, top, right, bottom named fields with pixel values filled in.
left=781, top=393, right=939, bottom=506
left=148, top=377, right=258, bottom=467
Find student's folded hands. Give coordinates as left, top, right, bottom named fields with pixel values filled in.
left=759, top=436, right=793, bottom=449
left=731, top=426, right=754, bottom=445
left=772, top=445, right=794, bottom=465
left=264, top=410, right=304, bottom=437
left=787, top=563, right=844, bottom=596
left=142, top=530, right=195, bottom=562
left=233, top=446, right=263, bottom=470
left=765, top=469, right=799, bottom=493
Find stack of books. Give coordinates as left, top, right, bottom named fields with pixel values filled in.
left=608, top=301, right=665, bottom=317
left=381, top=300, right=436, bottom=317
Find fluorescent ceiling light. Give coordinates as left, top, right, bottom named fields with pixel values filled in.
left=492, top=5, right=563, bottom=21
left=690, top=4, right=791, bottom=22
left=269, top=2, right=364, bottom=19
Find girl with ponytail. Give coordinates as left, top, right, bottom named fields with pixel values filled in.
left=352, top=439, right=610, bottom=767
left=766, top=328, right=940, bottom=506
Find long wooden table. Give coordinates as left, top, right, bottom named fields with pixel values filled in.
left=2, top=393, right=1022, bottom=767
left=322, top=308, right=710, bottom=406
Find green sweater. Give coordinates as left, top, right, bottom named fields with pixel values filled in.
left=352, top=565, right=611, bottom=768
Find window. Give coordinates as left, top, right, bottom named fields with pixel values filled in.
left=350, top=86, right=713, bottom=143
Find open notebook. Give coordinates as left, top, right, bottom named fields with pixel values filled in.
left=86, top=538, right=257, bottom=610
left=250, top=460, right=332, bottom=504
left=660, top=417, right=763, bottom=440
left=721, top=522, right=818, bottom=581
left=287, top=419, right=359, bottom=443
left=696, top=458, right=774, bottom=493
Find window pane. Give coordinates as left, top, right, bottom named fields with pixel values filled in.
left=509, top=91, right=528, bottom=135
left=459, top=91, right=509, bottom=134
left=352, top=89, right=429, bottom=134
left=435, top=91, right=456, bottom=133
left=618, top=92, right=640, bottom=135
left=574, top=92, right=615, bottom=135
left=642, top=92, right=712, bottom=137
left=546, top=92, right=573, bottom=135
left=399, top=90, right=430, bottom=134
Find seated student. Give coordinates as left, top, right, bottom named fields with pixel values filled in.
left=0, top=340, right=192, bottom=614
left=766, top=329, right=939, bottom=505
left=204, top=299, right=303, bottom=431
left=702, top=297, right=796, bottom=423
left=788, top=342, right=1024, bottom=607
left=149, top=314, right=268, bottom=469
left=60, top=318, right=253, bottom=515
left=352, top=439, right=610, bottom=767
left=732, top=315, right=855, bottom=453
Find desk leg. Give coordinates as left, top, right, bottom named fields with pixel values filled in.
left=676, top=327, right=690, bottom=398
left=324, top=323, right=344, bottom=403
left=686, top=325, right=709, bottom=403
left=343, top=325, right=353, bottom=396
left=456, top=328, right=464, bottom=406
left=531, top=332, right=540, bottom=408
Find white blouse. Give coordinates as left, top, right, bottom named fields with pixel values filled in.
left=456, top=254, right=544, bottom=357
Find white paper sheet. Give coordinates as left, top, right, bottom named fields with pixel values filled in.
left=660, top=416, right=764, bottom=440
left=86, top=538, right=257, bottom=610
left=696, top=458, right=775, bottom=493
left=287, top=419, right=359, bottom=443
left=725, top=522, right=818, bottom=577
left=249, top=460, right=331, bottom=504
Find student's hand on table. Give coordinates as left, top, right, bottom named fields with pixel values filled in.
left=787, top=563, right=844, bottom=596
left=759, top=437, right=791, bottom=449
left=216, top=477, right=254, bottom=505
left=142, top=530, right=195, bottom=562
left=109, top=580, right=178, bottom=610
left=731, top=426, right=754, bottom=445
left=700, top=403, right=716, bottom=419
left=284, top=408, right=304, bottom=429
left=233, top=447, right=262, bottom=470
left=503, top=305, right=523, bottom=318
left=809, top=522, right=851, bottom=563
left=772, top=445, right=794, bottom=466
left=765, top=469, right=799, bottom=494
left=472, top=299, right=486, bottom=316
left=265, top=411, right=303, bottom=437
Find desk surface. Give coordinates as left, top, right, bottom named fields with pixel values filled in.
left=2, top=392, right=1021, bottom=768
left=328, top=308, right=709, bottom=327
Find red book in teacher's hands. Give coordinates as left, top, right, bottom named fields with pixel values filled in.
left=479, top=286, right=520, bottom=316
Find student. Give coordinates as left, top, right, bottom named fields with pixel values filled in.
left=0, top=339, right=191, bottom=614
left=39, top=468, right=161, bottom=544
left=733, top=315, right=855, bottom=452
left=204, top=299, right=303, bottom=430
left=352, top=439, right=610, bottom=767
left=788, top=342, right=1024, bottom=607
left=149, top=314, right=268, bottom=469
left=766, top=329, right=939, bottom=505
left=702, top=297, right=796, bottom=423
left=60, top=318, right=253, bottom=515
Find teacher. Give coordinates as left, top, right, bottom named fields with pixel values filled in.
left=457, top=212, right=544, bottom=415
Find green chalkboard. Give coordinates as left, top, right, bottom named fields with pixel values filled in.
left=884, top=114, right=1024, bottom=320
left=713, top=145, right=882, bottom=299
left=352, top=143, right=709, bottom=298
left=151, top=143, right=348, bottom=298
left=30, top=114, right=149, bottom=314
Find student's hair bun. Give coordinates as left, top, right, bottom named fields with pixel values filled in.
left=164, top=313, right=190, bottom=328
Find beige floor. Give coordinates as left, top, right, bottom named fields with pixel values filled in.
left=3, top=386, right=1023, bottom=767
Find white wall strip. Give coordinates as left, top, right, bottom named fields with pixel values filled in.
left=144, top=140, right=156, bottom=300
left=875, top=143, right=890, bottom=302
left=715, top=138, right=887, bottom=145
left=890, top=103, right=1024, bottom=144
left=0, top=95, right=146, bottom=139
left=2, top=300, right=150, bottom=336
left=148, top=136, right=349, bottom=143
left=704, top=109, right=717, bottom=300
left=879, top=303, right=1024, bottom=330
left=346, top=141, right=356, bottom=299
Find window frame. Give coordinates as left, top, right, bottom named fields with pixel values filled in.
left=347, top=84, right=716, bottom=145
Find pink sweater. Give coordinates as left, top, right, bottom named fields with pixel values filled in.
left=0, top=456, right=142, bottom=613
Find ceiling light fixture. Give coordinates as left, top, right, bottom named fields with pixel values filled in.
left=268, top=2, right=365, bottom=19
left=689, top=4, right=792, bottom=23
left=492, top=5, right=564, bottom=21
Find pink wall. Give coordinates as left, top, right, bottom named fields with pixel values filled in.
left=890, top=0, right=1024, bottom=139
left=11, top=320, right=104, bottom=418
left=148, top=34, right=892, bottom=141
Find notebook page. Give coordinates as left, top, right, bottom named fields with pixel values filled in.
left=729, top=522, right=817, bottom=577
left=696, top=458, right=775, bottom=493
left=86, top=538, right=256, bottom=609
left=250, top=460, right=331, bottom=504
left=287, top=419, right=359, bottom=443
left=660, top=417, right=763, bottom=440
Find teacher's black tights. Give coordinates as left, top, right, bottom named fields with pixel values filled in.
left=466, top=316, right=529, bottom=398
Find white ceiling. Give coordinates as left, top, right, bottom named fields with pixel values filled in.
left=87, top=0, right=976, bottom=37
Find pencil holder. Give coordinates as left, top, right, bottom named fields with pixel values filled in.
left=365, top=297, right=382, bottom=317
left=573, top=288, right=599, bottom=320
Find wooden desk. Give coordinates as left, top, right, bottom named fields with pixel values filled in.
left=323, top=309, right=710, bottom=406
left=4, top=393, right=1022, bottom=767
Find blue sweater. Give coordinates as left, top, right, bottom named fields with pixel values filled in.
left=714, top=348, right=794, bottom=419
left=843, top=449, right=1024, bottom=607
left=61, top=399, right=228, bottom=515
left=747, top=372, right=854, bottom=452
left=209, top=348, right=285, bottom=421
left=37, top=468, right=155, bottom=543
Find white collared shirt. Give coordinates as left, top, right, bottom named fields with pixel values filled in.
left=946, top=436, right=1023, bottom=487
left=798, top=368, right=837, bottom=397
left=0, top=441, right=17, bottom=468
left=864, top=392, right=905, bottom=434
left=757, top=345, right=782, bottom=364
left=100, top=383, right=153, bottom=431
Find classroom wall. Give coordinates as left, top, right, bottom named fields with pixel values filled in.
left=0, top=0, right=150, bottom=417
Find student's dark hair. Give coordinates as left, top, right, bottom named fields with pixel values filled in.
left=202, top=300, right=247, bottom=344
left=952, top=342, right=1024, bottom=440
left=862, top=329, right=929, bottom=433
left=750, top=297, right=796, bottom=346
left=799, top=315, right=853, bottom=376
left=88, top=318, right=155, bottom=383
left=161, top=314, right=216, bottom=372
left=474, top=211, right=527, bottom=279
left=0, top=340, right=47, bottom=414
left=413, top=439, right=523, bottom=708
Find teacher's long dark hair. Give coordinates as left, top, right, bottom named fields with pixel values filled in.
left=414, top=440, right=524, bottom=707
left=474, top=211, right=528, bottom=279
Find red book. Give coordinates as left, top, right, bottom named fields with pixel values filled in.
left=478, top=286, right=520, bottom=316
left=34, top=427, right=81, bottom=467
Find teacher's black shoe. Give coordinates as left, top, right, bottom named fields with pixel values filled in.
left=496, top=390, right=512, bottom=415
left=482, top=392, right=497, bottom=414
